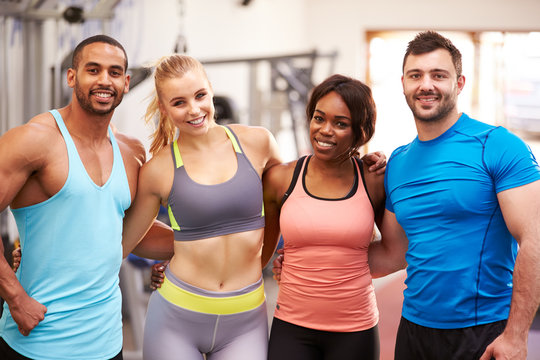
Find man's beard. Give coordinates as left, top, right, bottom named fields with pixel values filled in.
left=407, top=91, right=456, bottom=123
left=75, top=81, right=123, bottom=116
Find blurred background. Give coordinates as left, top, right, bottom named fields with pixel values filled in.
left=1, top=1, right=540, bottom=359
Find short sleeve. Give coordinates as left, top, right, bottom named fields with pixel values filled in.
left=484, top=127, right=540, bottom=193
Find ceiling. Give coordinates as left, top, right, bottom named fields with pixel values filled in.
left=0, top=0, right=121, bottom=21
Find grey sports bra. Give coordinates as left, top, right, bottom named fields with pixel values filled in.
left=167, top=126, right=265, bottom=241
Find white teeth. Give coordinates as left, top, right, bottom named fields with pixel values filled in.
left=95, top=92, right=112, bottom=98
left=317, top=140, right=333, bottom=147
left=189, top=117, right=204, bottom=125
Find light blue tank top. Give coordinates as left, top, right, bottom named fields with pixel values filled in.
left=0, top=110, right=131, bottom=359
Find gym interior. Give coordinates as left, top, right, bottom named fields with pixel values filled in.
left=1, top=1, right=540, bottom=359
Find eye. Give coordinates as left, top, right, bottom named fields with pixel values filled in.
left=88, top=68, right=98, bottom=74
left=196, top=92, right=206, bottom=99
left=312, top=115, right=324, bottom=122
left=173, top=100, right=185, bottom=106
left=336, top=121, right=349, bottom=128
left=110, top=70, right=122, bottom=77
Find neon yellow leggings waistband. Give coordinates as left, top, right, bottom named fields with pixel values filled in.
left=158, top=276, right=266, bottom=315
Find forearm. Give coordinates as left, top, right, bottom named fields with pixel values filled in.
left=504, top=239, right=540, bottom=338
left=129, top=220, right=174, bottom=260
left=0, top=238, right=26, bottom=304
left=368, top=239, right=407, bottom=278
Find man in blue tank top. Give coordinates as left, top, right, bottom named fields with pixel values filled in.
left=376, top=31, right=540, bottom=360
left=0, top=35, right=147, bottom=359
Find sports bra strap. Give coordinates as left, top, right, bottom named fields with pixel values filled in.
left=172, top=125, right=241, bottom=169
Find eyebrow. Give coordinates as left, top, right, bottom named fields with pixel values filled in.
left=405, top=68, right=451, bottom=76
left=314, top=109, right=351, bottom=120
left=169, top=88, right=207, bottom=104
left=84, top=62, right=125, bottom=72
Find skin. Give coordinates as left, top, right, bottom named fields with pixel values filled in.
left=0, top=42, right=145, bottom=336
left=402, top=48, right=540, bottom=360
left=122, top=68, right=283, bottom=292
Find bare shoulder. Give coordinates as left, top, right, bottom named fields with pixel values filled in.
left=0, top=112, right=61, bottom=163
left=139, top=145, right=174, bottom=200
left=114, top=132, right=146, bottom=165
left=227, top=124, right=282, bottom=173
left=264, top=159, right=298, bottom=199
left=228, top=123, right=275, bottom=145
left=360, top=157, right=385, bottom=212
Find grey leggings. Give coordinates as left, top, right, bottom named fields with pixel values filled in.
left=142, top=268, right=268, bottom=360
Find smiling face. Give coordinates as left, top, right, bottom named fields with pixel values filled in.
left=402, top=48, right=464, bottom=124
left=68, top=42, right=130, bottom=116
left=309, top=91, right=354, bottom=162
left=157, top=69, right=215, bottom=135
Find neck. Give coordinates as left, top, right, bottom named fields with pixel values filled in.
left=416, top=111, right=462, bottom=141
left=177, top=122, right=221, bottom=150
left=309, top=155, right=353, bottom=177
left=61, top=103, right=113, bottom=143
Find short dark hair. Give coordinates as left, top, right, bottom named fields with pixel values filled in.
left=72, top=34, right=128, bottom=70
left=306, top=74, right=376, bottom=158
left=403, top=31, right=462, bottom=77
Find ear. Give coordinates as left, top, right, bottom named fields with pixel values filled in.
left=456, top=75, right=465, bottom=94
left=67, top=68, right=76, bottom=89
left=123, top=73, right=131, bottom=94
left=401, top=75, right=405, bottom=93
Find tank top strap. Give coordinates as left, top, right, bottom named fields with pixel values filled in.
left=50, top=109, right=78, bottom=156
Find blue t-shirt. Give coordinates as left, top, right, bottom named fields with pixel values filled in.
left=385, top=113, right=540, bottom=329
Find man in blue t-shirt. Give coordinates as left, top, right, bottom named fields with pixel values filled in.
left=372, top=31, right=540, bottom=360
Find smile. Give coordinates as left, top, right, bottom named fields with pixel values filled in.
left=316, top=139, right=335, bottom=147
left=188, top=116, right=205, bottom=125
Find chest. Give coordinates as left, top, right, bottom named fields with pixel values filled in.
left=387, top=143, right=497, bottom=226
left=280, top=187, right=374, bottom=249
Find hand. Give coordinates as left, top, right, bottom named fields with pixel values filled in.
left=12, top=247, right=21, bottom=272
left=272, top=249, right=284, bottom=284
left=8, top=293, right=47, bottom=336
left=150, top=260, right=169, bottom=290
left=362, top=151, right=386, bottom=175
left=479, top=331, right=527, bottom=360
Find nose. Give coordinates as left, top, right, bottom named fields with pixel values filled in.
left=319, top=120, right=333, bottom=135
left=418, top=75, right=434, bottom=92
left=97, top=71, right=112, bottom=85
left=188, top=102, right=200, bottom=115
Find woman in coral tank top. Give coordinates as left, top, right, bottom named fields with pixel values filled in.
left=264, top=74, right=407, bottom=360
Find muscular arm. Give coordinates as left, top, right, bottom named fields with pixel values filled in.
left=368, top=209, right=408, bottom=278
left=480, top=180, right=540, bottom=360
left=0, top=122, right=49, bottom=335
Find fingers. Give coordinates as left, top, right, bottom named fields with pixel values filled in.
left=149, top=261, right=167, bottom=290
left=12, top=247, right=22, bottom=272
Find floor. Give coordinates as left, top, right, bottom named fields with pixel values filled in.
left=121, top=264, right=540, bottom=360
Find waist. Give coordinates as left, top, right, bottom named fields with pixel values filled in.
left=158, top=267, right=265, bottom=315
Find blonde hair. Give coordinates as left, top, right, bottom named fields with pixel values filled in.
left=145, top=54, right=208, bottom=155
